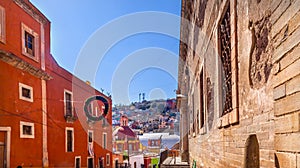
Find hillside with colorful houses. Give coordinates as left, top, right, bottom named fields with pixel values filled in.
left=111, top=98, right=180, bottom=167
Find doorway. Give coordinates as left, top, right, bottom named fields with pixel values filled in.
left=99, top=157, right=104, bottom=168
left=88, top=157, right=94, bottom=168
left=0, top=131, right=7, bottom=168
left=244, top=134, right=259, bottom=168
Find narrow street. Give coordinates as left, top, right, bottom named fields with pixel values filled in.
left=0, top=0, right=300, bottom=168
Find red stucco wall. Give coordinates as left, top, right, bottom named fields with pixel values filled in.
left=0, top=0, right=112, bottom=167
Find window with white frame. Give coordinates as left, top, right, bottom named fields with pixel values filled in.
left=106, top=153, right=110, bottom=166
left=19, top=83, right=33, bottom=102
left=0, top=5, right=5, bottom=43
left=103, top=133, right=107, bottom=149
left=65, top=127, right=74, bottom=152
left=88, top=130, right=93, bottom=143
left=20, top=121, right=34, bottom=138
left=75, top=156, right=81, bottom=168
left=21, top=23, right=39, bottom=61
left=88, top=130, right=94, bottom=146
left=64, top=90, right=73, bottom=117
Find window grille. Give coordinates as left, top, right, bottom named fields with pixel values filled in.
left=219, top=5, right=233, bottom=115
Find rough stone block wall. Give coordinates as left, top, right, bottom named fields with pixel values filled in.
left=180, top=0, right=300, bottom=167
left=271, top=0, right=300, bottom=167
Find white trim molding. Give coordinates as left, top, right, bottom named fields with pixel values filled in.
left=0, top=5, right=6, bottom=43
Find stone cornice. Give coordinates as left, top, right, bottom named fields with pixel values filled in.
left=13, top=0, right=49, bottom=24
left=0, top=50, right=52, bottom=80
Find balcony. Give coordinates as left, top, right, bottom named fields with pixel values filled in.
left=64, top=107, right=78, bottom=122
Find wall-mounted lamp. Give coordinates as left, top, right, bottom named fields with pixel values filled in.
left=176, top=94, right=187, bottom=98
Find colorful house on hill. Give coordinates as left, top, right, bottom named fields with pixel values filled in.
left=113, top=115, right=140, bottom=155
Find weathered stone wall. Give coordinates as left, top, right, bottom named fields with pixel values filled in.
left=271, top=0, right=300, bottom=167
left=178, top=0, right=300, bottom=167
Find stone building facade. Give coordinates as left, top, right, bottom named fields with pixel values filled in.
left=177, top=0, right=300, bottom=167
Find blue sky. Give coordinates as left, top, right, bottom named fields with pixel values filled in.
left=30, top=0, right=181, bottom=105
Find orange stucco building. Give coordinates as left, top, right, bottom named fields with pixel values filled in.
left=0, top=0, right=112, bottom=167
